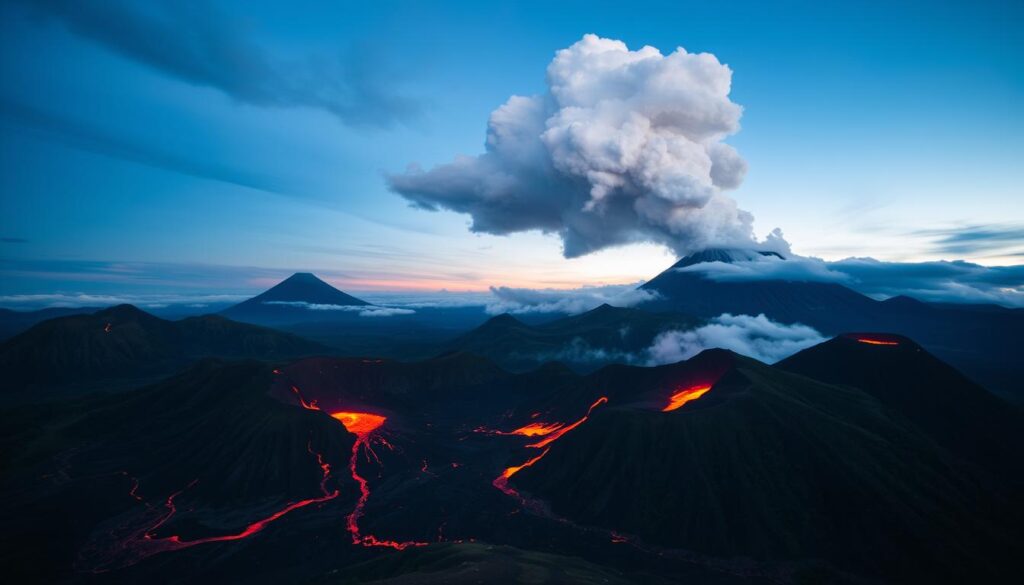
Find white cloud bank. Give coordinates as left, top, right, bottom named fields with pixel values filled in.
left=263, top=301, right=415, bottom=317
left=646, top=313, right=826, bottom=365
left=389, top=34, right=780, bottom=258
left=485, top=283, right=658, bottom=315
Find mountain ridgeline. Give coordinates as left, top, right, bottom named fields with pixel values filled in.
left=0, top=304, right=325, bottom=395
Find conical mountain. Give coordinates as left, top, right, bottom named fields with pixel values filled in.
left=221, top=273, right=370, bottom=325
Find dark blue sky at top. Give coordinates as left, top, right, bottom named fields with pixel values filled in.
left=1, top=0, right=1022, bottom=305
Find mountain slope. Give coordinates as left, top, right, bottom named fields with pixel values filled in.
left=778, top=333, right=1024, bottom=484
left=639, top=249, right=1024, bottom=402
left=443, top=304, right=697, bottom=372
left=0, top=305, right=326, bottom=393
left=221, top=273, right=370, bottom=325
left=510, top=350, right=1023, bottom=584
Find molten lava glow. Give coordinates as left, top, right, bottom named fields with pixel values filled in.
left=662, top=384, right=713, bottom=412
left=286, top=381, right=424, bottom=549
left=83, top=442, right=340, bottom=572
left=526, top=397, right=608, bottom=449
left=854, top=336, right=899, bottom=346
left=330, top=411, right=386, bottom=435
left=493, top=396, right=608, bottom=501
left=330, top=408, right=426, bottom=550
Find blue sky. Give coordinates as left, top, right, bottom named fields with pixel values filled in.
left=1, top=0, right=1022, bottom=303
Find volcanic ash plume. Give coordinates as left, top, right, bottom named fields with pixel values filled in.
left=389, top=34, right=764, bottom=257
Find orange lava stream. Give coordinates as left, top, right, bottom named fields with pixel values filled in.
left=662, top=384, right=712, bottom=412
left=527, top=397, right=608, bottom=449
left=854, top=337, right=899, bottom=346
left=493, top=396, right=608, bottom=500
left=289, top=382, right=425, bottom=549
left=332, top=411, right=426, bottom=550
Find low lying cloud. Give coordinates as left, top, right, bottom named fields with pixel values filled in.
left=679, top=254, right=1024, bottom=307
left=390, top=34, right=771, bottom=258
left=486, top=283, right=658, bottom=315
left=646, top=313, right=825, bottom=365
left=263, top=301, right=414, bottom=317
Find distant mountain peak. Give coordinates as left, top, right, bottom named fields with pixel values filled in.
left=671, top=248, right=784, bottom=269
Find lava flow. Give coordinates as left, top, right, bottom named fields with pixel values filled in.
left=290, top=383, right=425, bottom=550
left=853, top=336, right=899, bottom=346
left=662, top=383, right=713, bottom=412
left=493, top=396, right=608, bottom=500
left=79, top=442, right=339, bottom=573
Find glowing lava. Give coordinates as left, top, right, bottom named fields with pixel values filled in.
left=854, top=336, right=899, bottom=346
left=288, top=382, right=424, bottom=550
left=662, top=384, right=713, bottom=412
left=493, top=396, right=608, bottom=501
left=527, top=397, right=608, bottom=449
left=81, top=442, right=339, bottom=572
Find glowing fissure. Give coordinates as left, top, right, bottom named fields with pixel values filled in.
left=662, top=384, right=713, bottom=412
left=854, top=336, right=899, bottom=346
left=290, top=381, right=425, bottom=550
left=82, top=441, right=339, bottom=573
left=493, top=396, right=608, bottom=501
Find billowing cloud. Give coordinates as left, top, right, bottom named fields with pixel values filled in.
left=389, top=34, right=762, bottom=258
left=678, top=254, right=1024, bottom=307
left=646, top=313, right=825, bottom=365
left=13, top=0, right=417, bottom=128
left=486, top=282, right=658, bottom=315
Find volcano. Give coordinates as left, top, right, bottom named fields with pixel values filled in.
left=221, top=273, right=370, bottom=325
left=509, top=349, right=1024, bottom=583
left=640, top=248, right=1024, bottom=402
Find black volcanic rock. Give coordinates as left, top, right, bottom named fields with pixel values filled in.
left=0, top=304, right=326, bottom=394
left=511, top=350, right=1023, bottom=584
left=778, top=333, right=1024, bottom=484
left=221, top=273, right=370, bottom=325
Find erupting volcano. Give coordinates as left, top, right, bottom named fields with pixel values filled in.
left=662, top=384, right=713, bottom=412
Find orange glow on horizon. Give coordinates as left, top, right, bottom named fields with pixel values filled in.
left=662, top=384, right=712, bottom=412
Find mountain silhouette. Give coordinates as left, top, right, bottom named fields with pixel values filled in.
left=443, top=304, right=697, bottom=372
left=221, top=272, right=370, bottom=325
left=640, top=248, right=1024, bottom=402
left=0, top=304, right=325, bottom=396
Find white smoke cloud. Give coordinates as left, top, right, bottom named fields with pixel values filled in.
left=389, top=34, right=763, bottom=258
left=646, top=313, right=825, bottom=365
left=486, top=282, right=658, bottom=315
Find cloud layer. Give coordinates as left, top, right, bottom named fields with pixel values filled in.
left=646, top=313, right=826, bottom=365
left=485, top=283, right=658, bottom=315
left=16, top=0, right=417, bottom=127
left=263, top=301, right=414, bottom=317
left=389, top=34, right=757, bottom=258
left=678, top=254, right=1024, bottom=307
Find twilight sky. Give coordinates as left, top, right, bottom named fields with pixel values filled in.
left=1, top=0, right=1022, bottom=304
